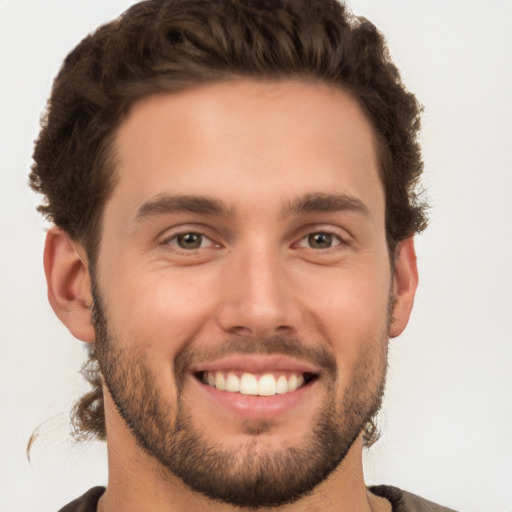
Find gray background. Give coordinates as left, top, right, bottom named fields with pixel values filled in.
left=1, top=1, right=511, bottom=511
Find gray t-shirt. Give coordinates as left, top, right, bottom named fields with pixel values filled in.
left=58, top=485, right=458, bottom=511
left=370, top=485, right=458, bottom=511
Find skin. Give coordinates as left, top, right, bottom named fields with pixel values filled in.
left=45, top=79, right=418, bottom=511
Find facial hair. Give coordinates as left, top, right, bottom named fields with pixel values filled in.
left=92, top=285, right=389, bottom=508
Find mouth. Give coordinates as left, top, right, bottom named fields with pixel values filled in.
left=189, top=355, right=321, bottom=420
left=195, top=370, right=318, bottom=396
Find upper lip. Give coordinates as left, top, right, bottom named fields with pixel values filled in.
left=189, top=354, right=321, bottom=375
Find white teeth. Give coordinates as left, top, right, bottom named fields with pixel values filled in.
left=203, top=371, right=308, bottom=396
left=276, top=375, right=288, bottom=394
left=240, top=373, right=258, bottom=395
left=215, top=372, right=226, bottom=391
left=288, top=374, right=298, bottom=392
left=225, top=372, right=240, bottom=392
left=258, top=373, right=276, bottom=396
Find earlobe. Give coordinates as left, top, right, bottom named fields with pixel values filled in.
left=44, top=226, right=95, bottom=343
left=389, top=237, right=419, bottom=338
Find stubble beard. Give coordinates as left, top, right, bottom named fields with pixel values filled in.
left=92, top=286, right=389, bottom=508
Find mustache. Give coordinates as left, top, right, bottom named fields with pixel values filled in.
left=174, top=336, right=337, bottom=387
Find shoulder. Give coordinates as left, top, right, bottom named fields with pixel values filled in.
left=57, top=487, right=105, bottom=512
left=369, top=485, right=459, bottom=512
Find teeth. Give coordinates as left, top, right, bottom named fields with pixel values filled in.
left=226, top=372, right=240, bottom=392
left=203, top=371, right=308, bottom=396
left=215, top=372, right=226, bottom=391
left=258, top=373, right=276, bottom=396
left=288, top=374, right=298, bottom=392
left=240, top=373, right=258, bottom=395
left=276, top=375, right=288, bottom=394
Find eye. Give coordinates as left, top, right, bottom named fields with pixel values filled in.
left=165, top=232, right=215, bottom=250
left=298, top=231, right=342, bottom=249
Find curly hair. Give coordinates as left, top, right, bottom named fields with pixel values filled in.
left=30, top=0, right=427, bottom=446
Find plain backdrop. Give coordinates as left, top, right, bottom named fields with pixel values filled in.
left=1, top=1, right=511, bottom=511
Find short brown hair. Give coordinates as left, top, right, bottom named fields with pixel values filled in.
left=30, top=0, right=427, bottom=443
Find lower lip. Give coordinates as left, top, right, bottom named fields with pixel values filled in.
left=191, top=376, right=316, bottom=420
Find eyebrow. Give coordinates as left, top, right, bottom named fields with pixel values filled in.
left=134, top=192, right=370, bottom=223
left=135, top=194, right=233, bottom=221
left=284, top=192, right=370, bottom=219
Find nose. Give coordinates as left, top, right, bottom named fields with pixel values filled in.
left=215, top=246, right=302, bottom=338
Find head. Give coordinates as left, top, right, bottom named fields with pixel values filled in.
left=32, top=0, right=426, bottom=507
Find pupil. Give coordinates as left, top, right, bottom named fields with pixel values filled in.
left=178, top=233, right=201, bottom=249
left=309, top=233, right=332, bottom=249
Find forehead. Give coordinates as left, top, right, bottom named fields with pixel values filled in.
left=108, top=79, right=383, bottom=224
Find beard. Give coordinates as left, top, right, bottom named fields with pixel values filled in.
left=92, top=285, right=389, bottom=508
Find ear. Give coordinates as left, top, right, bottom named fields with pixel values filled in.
left=44, top=226, right=95, bottom=343
left=389, top=237, right=419, bottom=338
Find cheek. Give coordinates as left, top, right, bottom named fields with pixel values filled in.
left=298, top=262, right=391, bottom=356
left=311, top=276, right=390, bottom=398
left=100, top=264, right=215, bottom=356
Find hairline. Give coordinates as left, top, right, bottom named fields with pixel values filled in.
left=81, top=75, right=399, bottom=271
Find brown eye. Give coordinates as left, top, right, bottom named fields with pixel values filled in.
left=175, top=233, right=205, bottom=249
left=307, top=232, right=334, bottom=249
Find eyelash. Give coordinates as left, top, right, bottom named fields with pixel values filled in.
left=162, top=232, right=217, bottom=251
left=295, top=229, right=344, bottom=250
left=161, top=228, right=346, bottom=252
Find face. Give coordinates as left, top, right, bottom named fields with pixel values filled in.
left=93, top=80, right=397, bottom=507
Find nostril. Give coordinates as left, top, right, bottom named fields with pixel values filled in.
left=228, top=325, right=252, bottom=336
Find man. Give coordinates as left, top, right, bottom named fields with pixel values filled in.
left=29, top=0, right=455, bottom=510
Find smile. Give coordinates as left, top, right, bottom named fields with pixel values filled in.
left=198, top=371, right=316, bottom=396
left=190, top=355, right=322, bottom=418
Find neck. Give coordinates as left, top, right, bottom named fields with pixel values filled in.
left=99, top=426, right=386, bottom=512
left=98, top=390, right=389, bottom=512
